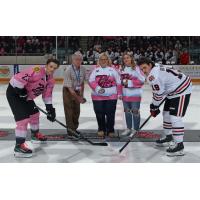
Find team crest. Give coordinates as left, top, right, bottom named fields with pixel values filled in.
left=148, top=75, right=155, bottom=81
left=33, top=65, right=41, bottom=73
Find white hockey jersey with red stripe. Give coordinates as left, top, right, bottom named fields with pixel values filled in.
left=147, top=65, right=192, bottom=106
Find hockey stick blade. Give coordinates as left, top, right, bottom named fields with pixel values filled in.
left=118, top=116, right=151, bottom=153
left=119, top=98, right=166, bottom=153
left=35, top=106, right=108, bottom=146
left=88, top=140, right=108, bottom=146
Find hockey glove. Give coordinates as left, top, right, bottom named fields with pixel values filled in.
left=45, top=104, right=56, bottom=122
left=14, top=87, right=28, bottom=101
left=150, top=103, right=160, bottom=117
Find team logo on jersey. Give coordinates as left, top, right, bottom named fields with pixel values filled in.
left=32, top=83, right=45, bottom=96
left=121, top=73, right=131, bottom=80
left=148, top=75, right=155, bottom=82
left=33, top=65, right=41, bottom=73
left=96, top=75, right=116, bottom=88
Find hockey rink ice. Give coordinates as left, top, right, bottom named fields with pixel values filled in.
left=0, top=83, right=200, bottom=163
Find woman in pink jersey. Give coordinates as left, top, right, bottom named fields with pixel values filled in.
left=88, top=53, right=122, bottom=138
left=121, top=53, right=145, bottom=136
left=6, top=59, right=60, bottom=158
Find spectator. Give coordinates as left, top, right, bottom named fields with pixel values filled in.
left=134, top=50, right=141, bottom=61
left=172, top=49, right=178, bottom=64
left=120, top=53, right=145, bottom=136
left=88, top=52, right=122, bottom=138
left=63, top=52, right=87, bottom=139
left=0, top=47, right=5, bottom=55
left=87, top=48, right=95, bottom=62
left=127, top=48, right=133, bottom=56
left=180, top=49, right=190, bottom=65
left=155, top=48, right=164, bottom=62
left=175, top=40, right=182, bottom=50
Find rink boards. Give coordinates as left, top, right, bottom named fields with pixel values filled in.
left=1, top=64, right=200, bottom=83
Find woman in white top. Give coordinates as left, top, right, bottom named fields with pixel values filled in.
left=120, top=53, right=145, bottom=136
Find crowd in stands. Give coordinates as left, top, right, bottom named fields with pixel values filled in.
left=0, top=36, right=79, bottom=56
left=83, top=36, right=192, bottom=65
left=0, top=36, right=55, bottom=55
left=0, top=36, right=198, bottom=65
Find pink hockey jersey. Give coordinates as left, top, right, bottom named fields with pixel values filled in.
left=121, top=66, right=145, bottom=102
left=88, top=66, right=122, bottom=100
left=10, top=65, right=55, bottom=104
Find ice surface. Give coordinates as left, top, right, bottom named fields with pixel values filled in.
left=0, top=83, right=199, bottom=163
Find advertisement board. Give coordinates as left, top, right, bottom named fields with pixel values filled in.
left=0, top=65, right=14, bottom=79
left=1, top=64, right=200, bottom=83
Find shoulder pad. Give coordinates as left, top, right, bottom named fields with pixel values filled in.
left=33, top=65, right=41, bottom=73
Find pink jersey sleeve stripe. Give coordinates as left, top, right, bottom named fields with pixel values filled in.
left=91, top=94, right=118, bottom=101
left=89, top=81, right=98, bottom=90
left=117, top=84, right=122, bottom=95
left=132, top=77, right=144, bottom=88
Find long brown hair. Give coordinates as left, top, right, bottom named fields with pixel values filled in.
left=122, top=53, right=136, bottom=70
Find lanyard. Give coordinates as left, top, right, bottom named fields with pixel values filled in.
left=72, top=65, right=81, bottom=85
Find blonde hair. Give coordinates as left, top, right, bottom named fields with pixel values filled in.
left=97, top=52, right=112, bottom=67
left=122, top=53, right=136, bottom=70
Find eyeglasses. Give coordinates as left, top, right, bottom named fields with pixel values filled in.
left=100, top=59, right=108, bottom=61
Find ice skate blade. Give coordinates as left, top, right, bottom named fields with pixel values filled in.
left=31, top=140, right=47, bottom=144
left=166, top=150, right=185, bottom=157
left=121, top=134, right=131, bottom=137
left=14, top=152, right=32, bottom=158
left=155, top=143, right=169, bottom=147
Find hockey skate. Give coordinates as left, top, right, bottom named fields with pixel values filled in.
left=14, top=143, right=32, bottom=158
left=155, top=134, right=173, bottom=147
left=166, top=142, right=184, bottom=157
left=31, top=132, right=47, bottom=144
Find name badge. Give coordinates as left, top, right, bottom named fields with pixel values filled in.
left=76, top=86, right=81, bottom=91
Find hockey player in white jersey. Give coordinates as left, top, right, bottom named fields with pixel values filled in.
left=138, top=57, right=192, bottom=156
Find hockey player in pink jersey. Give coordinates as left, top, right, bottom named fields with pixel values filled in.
left=138, top=57, right=192, bottom=157
left=6, top=59, right=60, bottom=158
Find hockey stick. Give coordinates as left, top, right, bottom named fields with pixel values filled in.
left=119, top=99, right=166, bottom=153
left=36, top=106, right=108, bottom=146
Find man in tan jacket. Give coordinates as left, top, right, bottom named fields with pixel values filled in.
left=63, top=52, right=87, bottom=139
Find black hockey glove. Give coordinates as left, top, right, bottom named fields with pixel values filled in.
left=150, top=103, right=160, bottom=117
left=45, top=104, right=56, bottom=122
left=14, top=87, right=28, bottom=101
